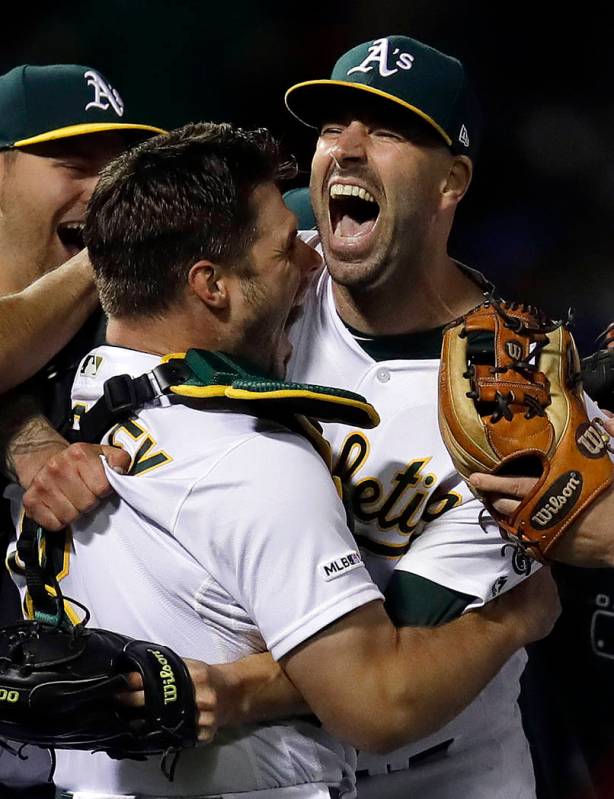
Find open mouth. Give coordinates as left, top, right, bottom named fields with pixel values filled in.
left=329, top=183, right=380, bottom=239
left=57, top=222, right=85, bottom=255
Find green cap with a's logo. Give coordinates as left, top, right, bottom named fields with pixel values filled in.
left=285, top=36, right=482, bottom=161
left=283, top=187, right=316, bottom=229
left=0, top=64, right=166, bottom=150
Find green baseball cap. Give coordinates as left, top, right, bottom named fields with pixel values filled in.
left=285, top=35, right=482, bottom=161
left=0, top=64, right=166, bottom=150
left=283, top=187, right=316, bottom=229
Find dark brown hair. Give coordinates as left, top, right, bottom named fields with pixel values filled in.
left=85, top=121, right=294, bottom=317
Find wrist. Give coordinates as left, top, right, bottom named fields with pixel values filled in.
left=206, top=661, right=247, bottom=728
left=12, top=439, right=67, bottom=489
left=207, top=654, right=306, bottom=728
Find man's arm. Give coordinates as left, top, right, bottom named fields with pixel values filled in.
left=170, top=434, right=559, bottom=752
left=280, top=568, right=558, bottom=753
left=123, top=567, right=558, bottom=749
left=0, top=397, right=130, bottom=529
left=0, top=250, right=98, bottom=394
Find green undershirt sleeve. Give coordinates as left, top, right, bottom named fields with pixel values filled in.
left=385, top=570, right=476, bottom=627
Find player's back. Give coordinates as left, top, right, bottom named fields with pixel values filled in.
left=11, top=345, right=362, bottom=797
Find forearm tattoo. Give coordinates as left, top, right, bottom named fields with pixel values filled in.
left=0, top=392, right=61, bottom=482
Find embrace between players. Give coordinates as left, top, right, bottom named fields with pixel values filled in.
left=1, top=35, right=613, bottom=799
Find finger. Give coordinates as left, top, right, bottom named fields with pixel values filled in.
left=490, top=498, right=521, bottom=516
left=116, top=689, right=145, bottom=708
left=194, top=687, right=217, bottom=712
left=26, top=447, right=101, bottom=515
left=43, top=469, right=99, bottom=514
left=102, top=445, right=131, bottom=476
left=22, top=487, right=82, bottom=529
left=470, top=473, right=537, bottom=499
left=20, top=503, right=65, bottom=531
left=197, top=711, right=218, bottom=743
left=67, top=443, right=117, bottom=500
left=124, top=671, right=144, bottom=690
left=601, top=415, right=614, bottom=434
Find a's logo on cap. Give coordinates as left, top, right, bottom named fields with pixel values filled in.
left=459, top=124, right=470, bottom=148
left=84, top=70, right=124, bottom=117
left=347, top=37, right=414, bottom=79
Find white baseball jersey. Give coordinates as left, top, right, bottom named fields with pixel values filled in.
left=9, top=345, right=382, bottom=798
left=287, top=261, right=537, bottom=799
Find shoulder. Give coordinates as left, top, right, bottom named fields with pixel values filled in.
left=214, top=425, right=334, bottom=490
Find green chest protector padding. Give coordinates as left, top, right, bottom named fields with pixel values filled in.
left=76, top=349, right=379, bottom=462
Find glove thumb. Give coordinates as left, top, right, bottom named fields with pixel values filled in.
left=101, top=445, right=131, bottom=475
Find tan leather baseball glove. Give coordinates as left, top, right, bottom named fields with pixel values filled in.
left=438, top=297, right=614, bottom=562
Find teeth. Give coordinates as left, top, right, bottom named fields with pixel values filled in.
left=329, top=184, right=376, bottom=204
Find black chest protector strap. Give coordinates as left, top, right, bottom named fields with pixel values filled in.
left=75, top=348, right=379, bottom=444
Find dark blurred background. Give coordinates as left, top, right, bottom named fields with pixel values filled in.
left=3, top=0, right=612, bottom=354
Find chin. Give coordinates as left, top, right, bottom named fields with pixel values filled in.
left=324, top=256, right=384, bottom=291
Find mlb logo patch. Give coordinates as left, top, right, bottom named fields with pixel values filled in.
left=320, top=550, right=363, bottom=581
left=79, top=354, right=103, bottom=377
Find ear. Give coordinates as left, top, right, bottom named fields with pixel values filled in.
left=441, top=155, right=473, bottom=205
left=188, top=260, right=230, bottom=310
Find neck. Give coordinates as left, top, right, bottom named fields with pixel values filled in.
left=106, top=311, right=222, bottom=357
left=332, top=252, right=485, bottom=336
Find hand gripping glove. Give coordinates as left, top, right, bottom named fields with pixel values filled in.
left=438, top=297, right=614, bottom=561
left=0, top=620, right=197, bottom=778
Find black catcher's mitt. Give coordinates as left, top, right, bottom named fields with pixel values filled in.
left=0, top=619, right=197, bottom=776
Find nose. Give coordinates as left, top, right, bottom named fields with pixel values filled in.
left=295, top=238, right=322, bottom=303
left=329, top=122, right=368, bottom=168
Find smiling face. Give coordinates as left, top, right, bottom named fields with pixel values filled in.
left=0, top=132, right=125, bottom=293
left=310, top=101, right=455, bottom=291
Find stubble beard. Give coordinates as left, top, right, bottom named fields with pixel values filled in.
left=237, top=274, right=283, bottom=376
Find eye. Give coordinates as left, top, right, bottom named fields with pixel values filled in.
left=56, top=159, right=90, bottom=175
left=372, top=129, right=404, bottom=142
left=320, top=124, right=344, bottom=137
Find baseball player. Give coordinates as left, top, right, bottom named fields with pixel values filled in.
left=0, top=62, right=163, bottom=520
left=281, top=35, right=543, bottom=799
left=6, top=121, right=559, bottom=799
left=0, top=62, right=160, bottom=797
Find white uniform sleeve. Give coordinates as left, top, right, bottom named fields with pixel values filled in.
left=172, top=430, right=382, bottom=660
left=394, top=487, right=538, bottom=611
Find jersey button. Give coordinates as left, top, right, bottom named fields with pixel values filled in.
left=376, top=367, right=391, bottom=383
